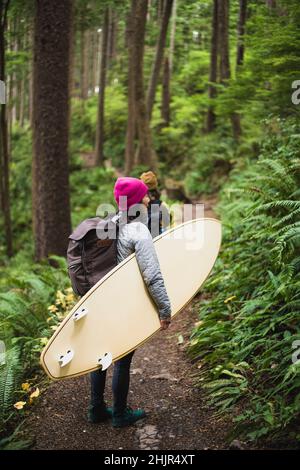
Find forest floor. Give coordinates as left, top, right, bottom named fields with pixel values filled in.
left=27, top=194, right=242, bottom=450
left=28, top=299, right=235, bottom=450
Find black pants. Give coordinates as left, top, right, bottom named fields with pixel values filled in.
left=90, top=350, right=135, bottom=415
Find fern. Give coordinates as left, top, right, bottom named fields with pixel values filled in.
left=189, top=117, right=300, bottom=443
left=0, top=347, right=21, bottom=426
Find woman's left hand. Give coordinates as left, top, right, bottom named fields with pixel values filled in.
left=160, top=319, right=171, bottom=330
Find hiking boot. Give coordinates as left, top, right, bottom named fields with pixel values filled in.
left=87, top=404, right=113, bottom=423
left=112, top=406, right=146, bottom=428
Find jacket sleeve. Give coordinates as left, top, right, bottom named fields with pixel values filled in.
left=132, top=223, right=171, bottom=320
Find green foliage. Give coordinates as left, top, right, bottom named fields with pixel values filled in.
left=184, top=133, right=236, bottom=196
left=189, top=118, right=300, bottom=443
left=0, top=253, right=72, bottom=443
left=0, top=126, right=33, bottom=256
left=0, top=348, right=21, bottom=426
left=217, top=0, right=300, bottom=120
left=176, top=50, right=210, bottom=95
left=71, top=166, right=116, bottom=225
left=70, top=83, right=127, bottom=167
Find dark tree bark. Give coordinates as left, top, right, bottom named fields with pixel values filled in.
left=266, top=0, right=276, bottom=8
left=218, top=0, right=242, bottom=140
left=125, top=3, right=136, bottom=174
left=134, top=0, right=156, bottom=168
left=91, top=29, right=99, bottom=92
left=80, top=28, right=89, bottom=100
left=218, top=0, right=230, bottom=83
left=95, top=8, right=109, bottom=166
left=107, top=8, right=117, bottom=65
left=69, top=15, right=75, bottom=100
left=0, top=0, right=12, bottom=257
left=236, top=0, right=247, bottom=66
left=161, top=55, right=170, bottom=126
left=32, top=0, right=72, bottom=260
left=206, top=0, right=219, bottom=133
left=169, top=0, right=177, bottom=74
left=157, top=0, right=164, bottom=20
left=28, top=26, right=34, bottom=126
left=146, top=0, right=173, bottom=119
left=19, top=28, right=27, bottom=127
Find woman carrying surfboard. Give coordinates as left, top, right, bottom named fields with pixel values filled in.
left=88, top=177, right=172, bottom=428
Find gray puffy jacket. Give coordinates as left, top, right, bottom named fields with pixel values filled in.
left=117, top=221, right=171, bottom=320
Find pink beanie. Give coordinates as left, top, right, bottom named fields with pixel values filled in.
left=114, top=177, right=148, bottom=210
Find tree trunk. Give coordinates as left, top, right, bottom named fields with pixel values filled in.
left=19, top=24, right=26, bottom=127
left=107, top=8, right=117, bottom=65
left=28, top=27, right=34, bottom=126
left=266, top=0, right=276, bottom=8
left=32, top=0, right=72, bottom=260
left=95, top=8, right=109, bottom=166
left=91, top=29, right=98, bottom=93
left=147, top=0, right=152, bottom=22
left=0, top=0, right=13, bottom=257
left=218, top=0, right=242, bottom=140
left=236, top=0, right=247, bottom=67
left=133, top=0, right=156, bottom=168
left=11, top=17, right=17, bottom=126
left=206, top=0, right=218, bottom=133
left=161, top=55, right=170, bottom=126
left=80, top=28, right=89, bottom=100
left=125, top=4, right=136, bottom=174
left=157, top=0, right=164, bottom=20
left=69, top=15, right=75, bottom=99
left=146, top=0, right=173, bottom=119
left=169, top=0, right=177, bottom=74
left=218, top=0, right=230, bottom=82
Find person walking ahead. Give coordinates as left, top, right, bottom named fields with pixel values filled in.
left=140, top=171, right=171, bottom=236
left=88, top=177, right=171, bottom=428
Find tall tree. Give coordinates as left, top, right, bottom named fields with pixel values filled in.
left=236, top=0, right=247, bottom=66
left=218, top=0, right=230, bottom=82
left=124, top=2, right=136, bottom=174
left=125, top=0, right=155, bottom=170
left=0, top=0, right=12, bottom=257
left=218, top=0, right=242, bottom=140
left=95, top=8, right=109, bottom=166
left=107, top=8, right=117, bottom=65
left=134, top=0, right=156, bottom=167
left=161, top=56, right=170, bottom=127
left=80, top=28, right=89, bottom=100
left=146, top=0, right=173, bottom=119
left=32, top=0, right=72, bottom=260
left=206, top=0, right=219, bottom=132
left=169, top=0, right=177, bottom=74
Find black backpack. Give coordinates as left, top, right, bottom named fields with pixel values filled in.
left=67, top=214, right=119, bottom=297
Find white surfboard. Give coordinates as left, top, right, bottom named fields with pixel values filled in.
left=40, top=218, right=221, bottom=380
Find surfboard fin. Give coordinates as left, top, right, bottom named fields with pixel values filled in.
left=73, top=307, right=88, bottom=322
left=97, top=352, right=112, bottom=371
left=58, top=349, right=74, bottom=367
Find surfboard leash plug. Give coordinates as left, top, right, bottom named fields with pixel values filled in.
left=73, top=306, right=88, bottom=322
left=58, top=349, right=74, bottom=367
left=97, top=352, right=112, bottom=371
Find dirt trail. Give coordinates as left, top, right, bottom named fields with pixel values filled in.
left=28, top=198, right=231, bottom=450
